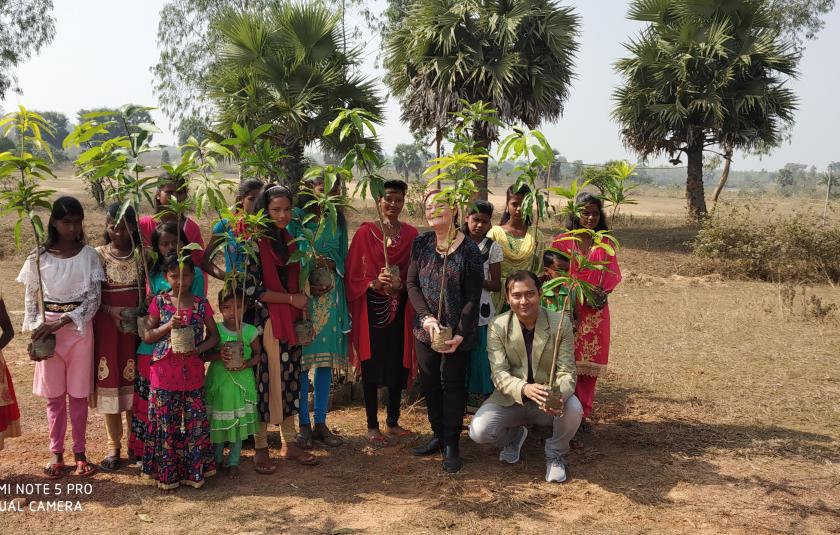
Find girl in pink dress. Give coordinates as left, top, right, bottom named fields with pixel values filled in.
left=551, top=193, right=621, bottom=424
left=17, top=196, right=105, bottom=478
left=140, top=254, right=219, bottom=492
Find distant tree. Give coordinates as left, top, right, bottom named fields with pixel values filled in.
left=634, top=166, right=654, bottom=185
left=613, top=0, right=799, bottom=219
left=75, top=106, right=155, bottom=145
left=703, top=155, right=722, bottom=187
left=153, top=0, right=276, bottom=124
left=774, top=163, right=808, bottom=191
left=177, top=116, right=208, bottom=145
left=0, top=136, right=14, bottom=152
left=161, top=149, right=171, bottom=166
left=392, top=141, right=431, bottom=182
left=0, top=0, right=56, bottom=99
left=775, top=167, right=795, bottom=190
left=766, top=0, right=835, bottom=54
left=33, top=110, right=70, bottom=152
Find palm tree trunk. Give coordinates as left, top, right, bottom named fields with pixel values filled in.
left=685, top=143, right=708, bottom=220
left=281, top=140, right=306, bottom=191
left=710, top=146, right=733, bottom=213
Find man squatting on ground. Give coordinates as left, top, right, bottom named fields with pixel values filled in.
left=469, top=270, right=583, bottom=483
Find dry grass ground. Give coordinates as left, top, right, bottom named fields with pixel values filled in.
left=0, top=174, right=838, bottom=534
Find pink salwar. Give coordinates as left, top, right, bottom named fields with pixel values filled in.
left=32, top=313, right=94, bottom=399
left=32, top=312, right=95, bottom=453
left=46, top=395, right=88, bottom=454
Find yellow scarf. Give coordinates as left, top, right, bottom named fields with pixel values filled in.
left=487, top=225, right=545, bottom=310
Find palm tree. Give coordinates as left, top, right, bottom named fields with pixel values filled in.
left=612, top=0, right=798, bottom=220
left=208, top=3, right=383, bottom=184
left=384, top=0, right=580, bottom=198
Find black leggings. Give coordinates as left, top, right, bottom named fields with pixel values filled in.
left=364, top=383, right=403, bottom=430
left=415, top=341, right=468, bottom=447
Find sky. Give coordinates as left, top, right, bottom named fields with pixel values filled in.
left=2, top=0, right=838, bottom=172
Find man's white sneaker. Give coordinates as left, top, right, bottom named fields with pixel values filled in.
left=545, top=459, right=567, bottom=483
left=499, top=425, right=528, bottom=464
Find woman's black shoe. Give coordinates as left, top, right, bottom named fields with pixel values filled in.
left=411, top=437, right=442, bottom=456
left=442, top=444, right=463, bottom=473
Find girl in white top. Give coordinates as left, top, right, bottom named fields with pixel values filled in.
left=17, top=196, right=104, bottom=478
left=462, top=200, right=502, bottom=411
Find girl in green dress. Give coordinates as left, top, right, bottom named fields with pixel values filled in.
left=205, top=288, right=260, bottom=479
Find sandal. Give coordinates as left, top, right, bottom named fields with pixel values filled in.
left=296, top=424, right=313, bottom=450
left=254, top=461, right=277, bottom=475
left=278, top=447, right=319, bottom=466
left=73, top=460, right=98, bottom=477
left=43, top=463, right=65, bottom=480
left=100, top=454, right=122, bottom=472
left=253, top=449, right=277, bottom=475
left=385, top=426, right=415, bottom=439
left=366, top=431, right=389, bottom=448
left=312, top=423, right=344, bottom=447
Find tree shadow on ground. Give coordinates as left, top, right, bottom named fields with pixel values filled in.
left=3, top=386, right=837, bottom=530
left=612, top=224, right=698, bottom=254
left=560, top=381, right=840, bottom=523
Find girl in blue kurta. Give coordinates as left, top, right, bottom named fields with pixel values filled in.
left=294, top=177, right=350, bottom=449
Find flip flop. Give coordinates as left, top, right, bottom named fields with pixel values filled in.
left=43, top=463, right=65, bottom=480
left=73, top=460, right=98, bottom=477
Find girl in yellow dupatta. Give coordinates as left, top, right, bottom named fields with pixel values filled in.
left=487, top=184, right=545, bottom=311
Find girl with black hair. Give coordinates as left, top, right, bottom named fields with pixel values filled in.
left=245, top=184, right=316, bottom=472
left=462, top=200, right=502, bottom=412
left=201, top=178, right=264, bottom=280
left=93, top=203, right=144, bottom=471
left=486, top=184, right=546, bottom=311
left=550, top=192, right=621, bottom=435
left=138, top=171, right=207, bottom=292
left=140, top=254, right=219, bottom=491
left=129, top=221, right=207, bottom=464
left=346, top=179, right=419, bottom=448
left=294, top=176, right=348, bottom=449
left=16, top=196, right=105, bottom=478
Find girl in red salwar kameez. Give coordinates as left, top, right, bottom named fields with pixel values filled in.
left=93, top=204, right=144, bottom=471
left=551, top=193, right=621, bottom=423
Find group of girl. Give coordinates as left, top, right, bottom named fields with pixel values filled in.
left=1, top=173, right=620, bottom=484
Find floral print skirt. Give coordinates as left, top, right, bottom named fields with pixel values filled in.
left=141, top=387, right=216, bottom=490
left=129, top=354, right=152, bottom=459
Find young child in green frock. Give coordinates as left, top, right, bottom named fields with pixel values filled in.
left=205, top=289, right=260, bottom=479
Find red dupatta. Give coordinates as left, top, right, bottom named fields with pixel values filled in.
left=346, top=221, right=418, bottom=386
left=258, top=234, right=301, bottom=345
